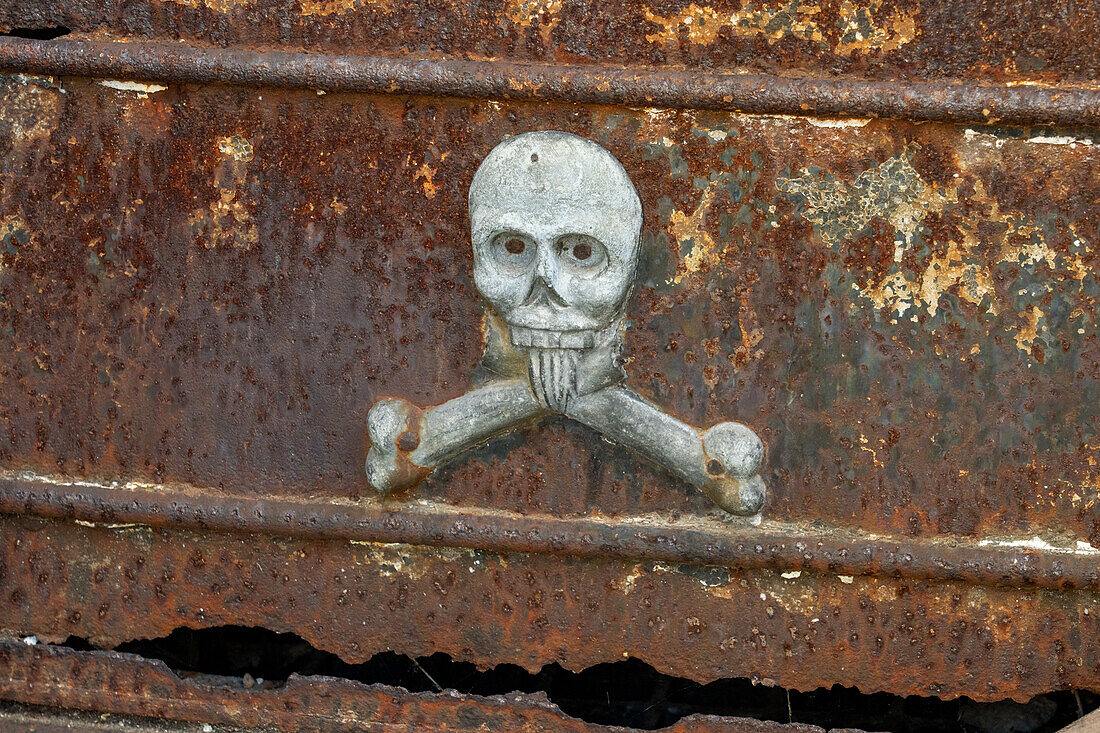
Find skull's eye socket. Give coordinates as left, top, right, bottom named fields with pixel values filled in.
left=490, top=232, right=536, bottom=273
left=556, top=234, right=607, bottom=274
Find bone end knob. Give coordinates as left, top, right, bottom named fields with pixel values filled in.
left=701, top=422, right=767, bottom=516
left=365, top=399, right=431, bottom=494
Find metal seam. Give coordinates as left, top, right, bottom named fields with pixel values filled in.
left=1, top=37, right=1099, bottom=125
left=1, top=473, right=1097, bottom=591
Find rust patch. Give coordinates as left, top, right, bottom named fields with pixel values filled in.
left=299, top=0, right=393, bottom=16
left=217, top=134, right=253, bottom=162
left=189, top=133, right=258, bottom=249
left=3, top=1, right=1100, bottom=87
left=833, top=0, right=918, bottom=55
left=0, top=74, right=59, bottom=143
left=776, top=140, right=1095, bottom=363
left=643, top=0, right=915, bottom=56
left=504, top=0, right=563, bottom=27
left=161, top=0, right=254, bottom=12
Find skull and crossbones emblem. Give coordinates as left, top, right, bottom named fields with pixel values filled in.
left=366, top=131, right=767, bottom=515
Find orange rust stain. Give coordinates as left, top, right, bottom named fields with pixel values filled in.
left=730, top=295, right=765, bottom=367
left=415, top=163, right=438, bottom=199
left=299, top=0, right=392, bottom=16
left=1013, top=305, right=1046, bottom=355
left=188, top=135, right=258, bottom=249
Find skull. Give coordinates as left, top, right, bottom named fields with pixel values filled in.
left=469, top=132, right=642, bottom=348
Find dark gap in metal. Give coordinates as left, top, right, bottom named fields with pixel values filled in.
left=1, top=27, right=70, bottom=40
left=46, top=626, right=1090, bottom=732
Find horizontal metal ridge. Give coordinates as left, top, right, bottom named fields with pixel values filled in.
left=1, top=37, right=1100, bottom=125
left=1, top=471, right=1097, bottom=591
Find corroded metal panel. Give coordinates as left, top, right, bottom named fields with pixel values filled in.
left=0, top=1, right=1099, bottom=726
left=0, top=72, right=1097, bottom=540
left=3, top=516, right=1098, bottom=702
left=2, top=0, right=1100, bottom=85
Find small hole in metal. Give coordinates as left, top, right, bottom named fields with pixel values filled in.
left=573, top=242, right=592, bottom=260
left=397, top=430, right=420, bottom=452
left=706, top=459, right=724, bottom=476
left=531, top=153, right=539, bottom=162
left=505, top=238, right=526, bottom=255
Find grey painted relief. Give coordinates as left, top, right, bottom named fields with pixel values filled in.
left=366, top=131, right=767, bottom=516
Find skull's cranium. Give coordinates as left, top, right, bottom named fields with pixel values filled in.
left=469, top=132, right=643, bottom=350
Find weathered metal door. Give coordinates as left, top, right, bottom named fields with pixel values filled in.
left=1, top=1, right=1099, bottom=730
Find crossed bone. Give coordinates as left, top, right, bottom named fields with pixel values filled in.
left=365, top=318, right=767, bottom=516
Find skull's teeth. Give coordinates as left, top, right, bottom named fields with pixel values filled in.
left=511, top=327, right=596, bottom=349
left=528, top=348, right=580, bottom=412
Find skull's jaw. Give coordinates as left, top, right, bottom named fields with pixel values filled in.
left=508, top=321, right=621, bottom=413
left=474, top=309, right=626, bottom=406
left=527, top=347, right=581, bottom=412
left=511, top=324, right=594, bottom=412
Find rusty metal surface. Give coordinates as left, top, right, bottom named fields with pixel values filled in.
left=0, top=639, right=845, bottom=732
left=3, top=515, right=1100, bottom=702
left=1, top=3, right=1100, bottom=716
left=0, top=72, right=1098, bottom=541
left=3, top=473, right=1100, bottom=592
left=4, top=38, right=1100, bottom=127
left=0, top=704, right=221, bottom=733
left=2, top=0, right=1100, bottom=86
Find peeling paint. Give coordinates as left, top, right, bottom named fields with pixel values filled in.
left=1027, top=134, right=1095, bottom=146
left=666, top=176, right=726, bottom=284
left=977, top=536, right=1100, bottom=556
left=0, top=74, right=60, bottom=143
left=354, top=542, right=498, bottom=580
left=73, top=519, right=145, bottom=531
left=806, top=118, right=872, bottom=128
left=97, top=80, right=168, bottom=97
left=299, top=0, right=393, bottom=16
left=777, top=145, right=948, bottom=253
left=217, top=134, right=254, bottom=162
left=777, top=141, right=1094, bottom=358
left=504, top=0, right=562, bottom=28
left=643, top=0, right=915, bottom=56
left=162, top=0, right=255, bottom=12
left=189, top=189, right=258, bottom=249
